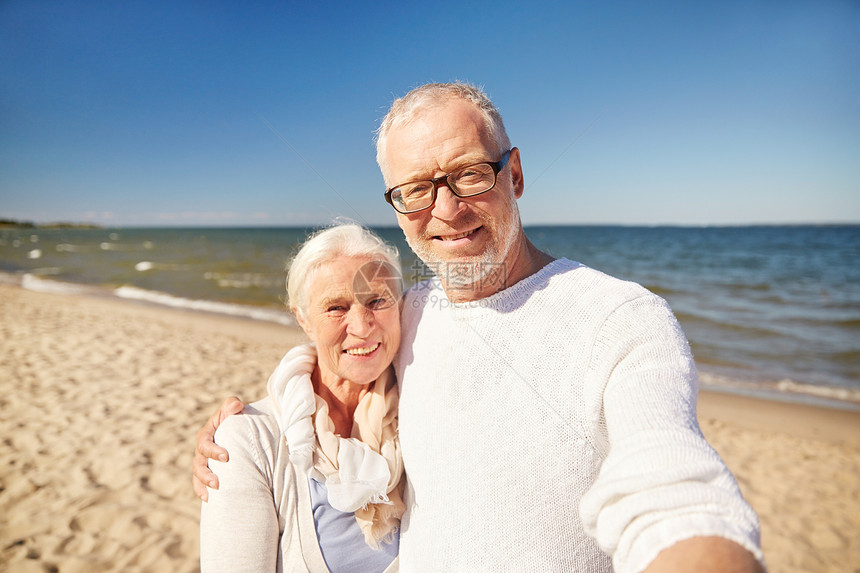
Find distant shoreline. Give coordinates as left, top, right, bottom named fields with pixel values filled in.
left=1, top=220, right=857, bottom=231
left=0, top=219, right=103, bottom=230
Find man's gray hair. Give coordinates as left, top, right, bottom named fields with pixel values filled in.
left=374, top=82, right=511, bottom=185
left=287, top=222, right=402, bottom=319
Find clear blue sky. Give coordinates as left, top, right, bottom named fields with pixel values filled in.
left=2, top=0, right=858, bottom=227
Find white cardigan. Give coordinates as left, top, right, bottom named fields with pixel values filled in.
left=199, top=398, right=398, bottom=573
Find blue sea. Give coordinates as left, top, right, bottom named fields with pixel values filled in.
left=2, top=225, right=858, bottom=410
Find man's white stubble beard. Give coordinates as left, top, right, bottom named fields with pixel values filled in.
left=405, top=200, right=522, bottom=293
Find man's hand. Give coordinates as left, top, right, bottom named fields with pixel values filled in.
left=643, top=536, right=765, bottom=573
left=192, top=396, right=245, bottom=501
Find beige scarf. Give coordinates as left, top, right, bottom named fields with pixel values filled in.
left=266, top=344, right=405, bottom=548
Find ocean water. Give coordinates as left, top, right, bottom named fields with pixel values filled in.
left=2, top=225, right=858, bottom=409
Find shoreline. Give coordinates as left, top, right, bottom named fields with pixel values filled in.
left=8, top=271, right=860, bottom=412
left=1, top=284, right=858, bottom=572
left=697, top=388, right=860, bottom=445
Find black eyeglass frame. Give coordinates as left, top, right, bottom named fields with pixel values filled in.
left=384, top=148, right=514, bottom=214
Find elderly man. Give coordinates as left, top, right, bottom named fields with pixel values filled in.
left=194, top=83, right=765, bottom=572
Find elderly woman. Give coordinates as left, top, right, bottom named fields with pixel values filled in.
left=199, top=223, right=404, bottom=573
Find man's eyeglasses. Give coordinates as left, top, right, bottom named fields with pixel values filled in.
left=384, top=149, right=514, bottom=214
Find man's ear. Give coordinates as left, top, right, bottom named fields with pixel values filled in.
left=509, top=147, right=524, bottom=199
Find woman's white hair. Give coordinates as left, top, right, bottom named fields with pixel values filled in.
left=374, top=82, right=511, bottom=186
left=287, top=222, right=402, bottom=319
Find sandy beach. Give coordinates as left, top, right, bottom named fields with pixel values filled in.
left=1, top=284, right=858, bottom=573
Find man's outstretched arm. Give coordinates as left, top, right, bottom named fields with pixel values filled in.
left=643, top=536, right=766, bottom=573
left=192, top=396, right=245, bottom=501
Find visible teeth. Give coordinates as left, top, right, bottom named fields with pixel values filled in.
left=441, top=230, right=473, bottom=241
left=346, top=343, right=379, bottom=356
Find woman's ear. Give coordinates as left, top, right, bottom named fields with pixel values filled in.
left=292, top=306, right=313, bottom=338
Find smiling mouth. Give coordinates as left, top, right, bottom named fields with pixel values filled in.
left=435, top=227, right=479, bottom=241
left=344, top=343, right=380, bottom=356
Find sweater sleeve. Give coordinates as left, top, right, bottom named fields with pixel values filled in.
left=200, top=407, right=281, bottom=573
left=579, top=294, right=764, bottom=573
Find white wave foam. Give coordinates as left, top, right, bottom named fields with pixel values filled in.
left=102, top=241, right=147, bottom=251
left=21, top=274, right=93, bottom=295
left=14, top=274, right=295, bottom=327
left=203, top=271, right=276, bottom=289
left=774, top=379, right=860, bottom=404
left=27, top=249, right=42, bottom=259
left=699, top=371, right=860, bottom=410
left=114, top=286, right=294, bottom=326
left=134, top=261, right=187, bottom=272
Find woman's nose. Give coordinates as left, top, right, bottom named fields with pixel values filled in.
left=345, top=306, right=373, bottom=337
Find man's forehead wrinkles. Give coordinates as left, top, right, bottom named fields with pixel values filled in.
left=395, top=133, right=491, bottom=177
left=387, top=103, right=492, bottom=182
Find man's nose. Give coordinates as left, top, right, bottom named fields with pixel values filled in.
left=430, top=182, right=465, bottom=219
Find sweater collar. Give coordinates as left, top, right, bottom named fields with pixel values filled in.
left=426, top=258, right=581, bottom=318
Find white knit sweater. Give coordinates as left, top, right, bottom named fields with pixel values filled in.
left=394, top=258, right=763, bottom=572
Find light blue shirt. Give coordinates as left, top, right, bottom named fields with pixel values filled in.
left=308, top=478, right=399, bottom=573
